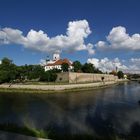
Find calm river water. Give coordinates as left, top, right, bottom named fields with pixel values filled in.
left=0, top=82, right=140, bottom=139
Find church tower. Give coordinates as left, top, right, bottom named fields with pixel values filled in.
left=53, top=53, right=60, bottom=61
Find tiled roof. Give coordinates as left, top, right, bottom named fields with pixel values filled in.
left=46, top=59, right=72, bottom=66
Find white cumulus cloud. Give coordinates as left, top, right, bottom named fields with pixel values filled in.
left=128, top=58, right=140, bottom=73
left=0, top=20, right=95, bottom=54
left=87, top=57, right=128, bottom=72
left=87, top=57, right=140, bottom=74
left=96, top=26, right=140, bottom=51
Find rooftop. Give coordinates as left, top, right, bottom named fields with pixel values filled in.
left=46, top=58, right=72, bottom=66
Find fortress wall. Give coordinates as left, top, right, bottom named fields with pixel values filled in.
left=56, top=72, right=118, bottom=83
left=56, top=72, right=69, bottom=83
left=69, top=72, right=93, bottom=83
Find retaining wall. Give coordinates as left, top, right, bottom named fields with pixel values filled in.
left=56, top=72, right=118, bottom=83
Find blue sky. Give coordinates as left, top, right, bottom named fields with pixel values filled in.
left=0, top=0, right=140, bottom=73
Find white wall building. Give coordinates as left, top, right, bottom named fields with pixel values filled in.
left=44, top=54, right=73, bottom=71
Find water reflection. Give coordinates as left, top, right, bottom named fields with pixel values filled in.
left=0, top=82, right=140, bottom=139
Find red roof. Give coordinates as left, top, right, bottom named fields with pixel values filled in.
left=46, top=59, right=72, bottom=66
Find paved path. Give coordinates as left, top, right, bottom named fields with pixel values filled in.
left=0, top=81, right=119, bottom=91
left=0, top=131, right=49, bottom=140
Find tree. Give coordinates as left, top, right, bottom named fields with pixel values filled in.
left=0, top=57, right=59, bottom=83
left=94, top=68, right=103, bottom=74
left=61, top=63, right=69, bottom=72
left=40, top=71, right=50, bottom=82
left=28, top=65, right=44, bottom=80
left=73, top=61, right=82, bottom=72
left=48, top=71, right=57, bottom=81
left=40, top=70, right=57, bottom=82
left=0, top=71, right=9, bottom=84
left=117, top=71, right=124, bottom=79
left=109, top=70, right=117, bottom=76
left=1, top=57, right=13, bottom=67
left=0, top=57, right=17, bottom=83
left=16, top=65, right=45, bottom=80
left=81, top=63, right=95, bottom=73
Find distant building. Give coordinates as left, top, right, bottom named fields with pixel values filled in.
left=44, top=54, right=73, bottom=71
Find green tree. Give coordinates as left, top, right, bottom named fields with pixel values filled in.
left=1, top=57, right=13, bottom=67
left=0, top=57, right=59, bottom=83
left=28, top=65, right=44, bottom=80
left=109, top=70, right=117, bottom=76
left=0, top=71, right=9, bottom=83
left=40, top=70, right=57, bottom=82
left=117, top=71, right=124, bottom=79
left=49, top=71, right=57, bottom=81
left=73, top=61, right=82, bottom=72
left=16, top=65, right=45, bottom=80
left=61, top=63, right=69, bottom=72
left=0, top=57, right=17, bottom=83
left=94, top=68, right=103, bottom=74
left=82, top=63, right=95, bottom=73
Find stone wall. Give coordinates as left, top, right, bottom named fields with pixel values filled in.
left=56, top=72, right=118, bottom=83
left=56, top=72, right=69, bottom=83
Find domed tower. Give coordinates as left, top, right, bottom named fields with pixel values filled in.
left=53, top=53, right=60, bottom=61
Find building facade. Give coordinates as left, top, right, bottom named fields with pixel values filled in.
left=44, top=54, right=73, bottom=71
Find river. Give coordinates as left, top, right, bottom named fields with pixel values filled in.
left=0, top=81, right=140, bottom=140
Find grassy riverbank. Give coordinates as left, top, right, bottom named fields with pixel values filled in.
left=0, top=80, right=128, bottom=94
left=0, top=84, right=115, bottom=94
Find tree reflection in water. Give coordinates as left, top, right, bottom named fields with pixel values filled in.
left=0, top=82, right=140, bottom=140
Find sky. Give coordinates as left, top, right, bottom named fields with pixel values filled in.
left=0, top=0, right=140, bottom=73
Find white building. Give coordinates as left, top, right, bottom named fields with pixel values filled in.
left=44, top=54, right=73, bottom=71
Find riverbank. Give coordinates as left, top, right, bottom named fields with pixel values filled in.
left=0, top=79, right=128, bottom=93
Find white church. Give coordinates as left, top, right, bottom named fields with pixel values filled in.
left=44, top=54, right=73, bottom=71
